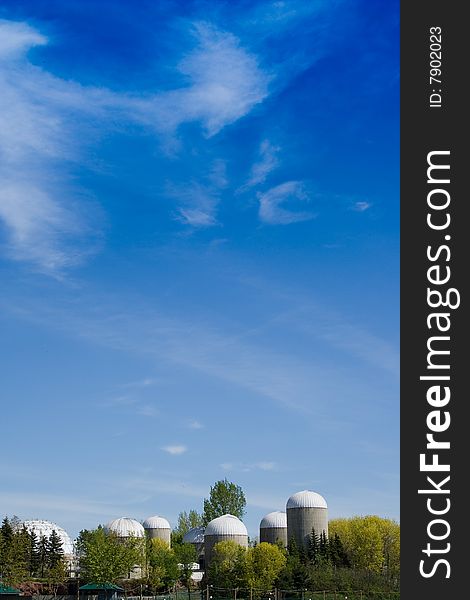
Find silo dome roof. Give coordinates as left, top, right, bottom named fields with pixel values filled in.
left=21, top=520, right=75, bottom=556
left=287, top=490, right=328, bottom=509
left=143, top=516, right=171, bottom=530
left=260, top=511, right=287, bottom=529
left=183, top=526, right=205, bottom=544
left=105, top=517, right=145, bottom=537
left=205, top=514, right=248, bottom=537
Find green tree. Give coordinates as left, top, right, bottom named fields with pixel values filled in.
left=47, top=530, right=64, bottom=569
left=307, top=528, right=320, bottom=563
left=203, top=479, right=246, bottom=525
left=46, top=559, right=69, bottom=596
left=329, top=516, right=400, bottom=575
left=77, top=527, right=144, bottom=584
left=245, top=542, right=286, bottom=590
left=174, top=542, right=197, bottom=591
left=207, top=540, right=247, bottom=589
left=27, top=529, right=41, bottom=577
left=174, top=511, right=204, bottom=537
left=146, top=538, right=179, bottom=592
left=0, top=519, right=29, bottom=586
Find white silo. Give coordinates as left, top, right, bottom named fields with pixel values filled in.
left=104, top=517, right=145, bottom=538
left=143, top=516, right=171, bottom=545
left=204, top=514, right=248, bottom=567
left=260, top=511, right=287, bottom=546
left=286, top=490, right=328, bottom=550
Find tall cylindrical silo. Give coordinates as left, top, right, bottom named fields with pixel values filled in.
left=286, top=490, right=328, bottom=550
left=204, top=514, right=248, bottom=567
left=143, top=516, right=171, bottom=546
left=260, top=511, right=287, bottom=546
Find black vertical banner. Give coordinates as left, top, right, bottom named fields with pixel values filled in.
left=401, top=2, right=467, bottom=599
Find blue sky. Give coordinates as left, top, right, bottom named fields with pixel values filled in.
left=0, top=0, right=399, bottom=540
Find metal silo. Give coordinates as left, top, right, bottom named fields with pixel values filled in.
left=286, top=490, right=328, bottom=550
left=143, top=516, right=171, bottom=545
left=259, top=511, right=287, bottom=546
left=204, top=514, right=248, bottom=567
left=105, top=517, right=146, bottom=539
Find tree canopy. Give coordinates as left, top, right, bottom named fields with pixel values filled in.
left=203, top=479, right=246, bottom=525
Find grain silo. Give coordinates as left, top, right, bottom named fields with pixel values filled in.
left=259, top=511, right=287, bottom=546
left=204, top=514, right=248, bottom=567
left=143, top=516, right=171, bottom=545
left=105, top=517, right=145, bottom=538
left=286, top=490, right=328, bottom=550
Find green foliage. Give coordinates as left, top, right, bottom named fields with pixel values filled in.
left=329, top=516, right=400, bottom=578
left=0, top=518, right=29, bottom=586
left=77, top=526, right=144, bottom=584
left=203, top=479, right=246, bottom=525
left=245, top=542, right=286, bottom=590
left=207, top=540, right=247, bottom=589
left=174, top=542, right=198, bottom=590
left=146, top=538, right=179, bottom=592
left=174, top=510, right=204, bottom=537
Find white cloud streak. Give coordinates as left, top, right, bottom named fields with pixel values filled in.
left=162, top=445, right=187, bottom=455
left=258, top=181, right=313, bottom=224
left=141, top=22, right=271, bottom=137
left=245, top=140, right=280, bottom=188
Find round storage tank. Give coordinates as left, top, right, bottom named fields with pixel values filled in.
left=143, top=516, right=171, bottom=545
left=204, top=514, right=248, bottom=567
left=259, top=511, right=287, bottom=546
left=105, top=517, right=145, bottom=538
left=286, top=490, right=328, bottom=550
left=183, top=525, right=205, bottom=549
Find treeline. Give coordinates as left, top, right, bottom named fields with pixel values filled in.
left=207, top=516, right=399, bottom=595
left=0, top=517, right=68, bottom=590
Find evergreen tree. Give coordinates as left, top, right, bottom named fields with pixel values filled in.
left=27, top=530, right=41, bottom=577
left=307, top=528, right=320, bottom=563
left=38, top=535, right=49, bottom=578
left=47, top=530, right=64, bottom=569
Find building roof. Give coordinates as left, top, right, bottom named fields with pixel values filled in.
left=183, top=525, right=205, bottom=544
left=20, top=519, right=75, bottom=556
left=260, top=511, right=287, bottom=529
left=286, top=490, right=328, bottom=509
left=104, top=517, right=145, bottom=538
left=204, top=514, right=248, bottom=537
left=79, top=584, right=124, bottom=591
left=0, top=585, right=20, bottom=595
left=143, top=515, right=170, bottom=530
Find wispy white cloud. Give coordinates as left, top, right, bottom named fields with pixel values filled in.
left=0, top=18, right=271, bottom=270
left=142, top=22, right=271, bottom=137
left=162, top=445, right=187, bottom=455
left=0, top=19, right=107, bottom=274
left=244, top=140, right=280, bottom=188
left=0, top=19, right=47, bottom=59
left=187, top=420, right=204, bottom=430
left=352, top=201, right=372, bottom=212
left=221, top=461, right=277, bottom=472
left=169, top=159, right=228, bottom=227
left=258, top=180, right=313, bottom=224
